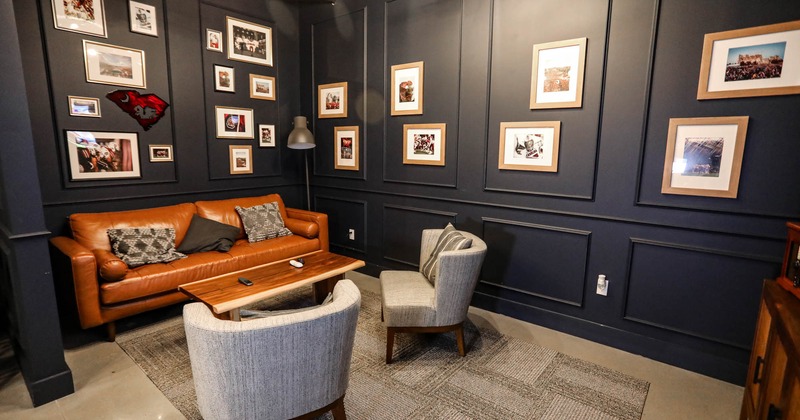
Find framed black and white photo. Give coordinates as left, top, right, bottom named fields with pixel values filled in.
left=403, top=123, right=446, bottom=166
left=498, top=121, right=561, bottom=172
left=215, top=106, right=253, bottom=139
left=318, top=82, right=347, bottom=119
left=530, top=38, right=587, bottom=109
left=65, top=130, right=141, bottom=180
left=83, top=40, right=146, bottom=88
left=68, top=96, right=101, bottom=118
left=334, top=126, right=359, bottom=171
left=214, top=65, right=235, bottom=93
left=391, top=61, right=424, bottom=116
left=128, top=1, right=157, bottom=37
left=226, top=16, right=272, bottom=67
left=149, top=145, right=173, bottom=162
left=206, top=29, right=223, bottom=52
left=51, top=0, right=107, bottom=38
left=229, top=145, right=253, bottom=174
left=249, top=74, right=275, bottom=100
left=258, top=124, right=275, bottom=147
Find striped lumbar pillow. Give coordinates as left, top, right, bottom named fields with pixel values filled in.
left=420, top=223, right=473, bottom=284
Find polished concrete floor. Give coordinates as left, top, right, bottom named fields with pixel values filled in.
left=0, top=272, right=743, bottom=419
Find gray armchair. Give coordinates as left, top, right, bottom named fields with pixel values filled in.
left=380, top=229, right=487, bottom=363
left=183, top=279, right=361, bottom=420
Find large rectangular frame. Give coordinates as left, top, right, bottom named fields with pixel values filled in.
left=226, top=16, right=273, bottom=67
left=530, top=37, right=587, bottom=109
left=498, top=121, right=561, bottom=172
left=83, top=40, right=146, bottom=88
left=403, top=123, right=446, bottom=166
left=697, top=20, right=800, bottom=100
left=65, top=130, right=141, bottom=180
left=334, top=126, right=359, bottom=171
left=661, top=116, right=749, bottom=198
left=391, top=61, right=424, bottom=116
left=215, top=106, right=254, bottom=139
left=51, top=0, right=107, bottom=38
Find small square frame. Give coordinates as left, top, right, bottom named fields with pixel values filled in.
left=68, top=96, right=101, bottom=118
left=214, top=65, right=235, bottom=93
left=498, top=121, right=561, bottom=172
left=206, top=29, right=223, bottom=52
left=403, top=123, right=446, bottom=166
left=149, top=144, right=173, bottom=162
left=128, top=1, right=157, bottom=37
left=258, top=124, right=276, bottom=147
left=229, top=145, right=253, bottom=174
left=215, top=106, right=254, bottom=139
left=391, top=61, right=424, bottom=116
left=530, top=37, right=587, bottom=109
left=318, top=82, right=348, bottom=119
left=334, top=126, right=359, bottom=171
left=250, top=74, right=276, bottom=100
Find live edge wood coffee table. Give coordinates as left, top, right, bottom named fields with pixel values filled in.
left=178, top=251, right=365, bottom=321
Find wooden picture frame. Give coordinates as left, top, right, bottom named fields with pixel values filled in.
left=68, top=96, right=101, bottom=118
left=258, top=124, right=275, bottom=147
left=391, top=61, right=424, bottom=116
left=149, top=145, right=173, bottom=162
left=206, top=29, right=223, bottom=52
left=229, top=145, right=253, bottom=174
left=334, top=126, right=359, bottom=171
left=51, top=0, right=107, bottom=38
left=226, top=16, right=272, bottom=67
left=65, top=130, right=141, bottom=180
left=403, top=123, right=446, bottom=166
left=498, top=121, right=561, bottom=172
left=661, top=116, right=749, bottom=198
left=214, top=65, right=235, bottom=93
left=318, top=82, right=348, bottom=119
left=215, top=106, right=254, bottom=139
left=128, top=1, right=157, bottom=37
left=83, top=40, right=146, bottom=88
left=697, top=20, right=800, bottom=100
left=530, top=37, right=587, bottom=109
left=249, top=74, right=276, bottom=100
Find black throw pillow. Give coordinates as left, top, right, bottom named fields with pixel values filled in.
left=177, top=214, right=240, bottom=254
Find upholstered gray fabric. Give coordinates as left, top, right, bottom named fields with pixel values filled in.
left=419, top=223, right=472, bottom=284
left=183, top=280, right=361, bottom=420
left=381, top=230, right=487, bottom=327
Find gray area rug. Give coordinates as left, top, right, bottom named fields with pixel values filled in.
left=117, top=287, right=649, bottom=419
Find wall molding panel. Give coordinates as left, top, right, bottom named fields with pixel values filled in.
left=315, top=195, right=368, bottom=253
left=382, top=204, right=457, bottom=266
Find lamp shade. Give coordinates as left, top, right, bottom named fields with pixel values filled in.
left=287, top=116, right=316, bottom=150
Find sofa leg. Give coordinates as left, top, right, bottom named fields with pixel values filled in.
left=385, top=327, right=395, bottom=364
left=106, top=322, right=116, bottom=342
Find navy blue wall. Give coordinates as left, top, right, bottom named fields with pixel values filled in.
left=299, top=0, right=800, bottom=383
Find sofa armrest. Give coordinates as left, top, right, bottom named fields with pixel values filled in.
left=285, top=208, right=329, bottom=252
left=92, top=249, right=128, bottom=282
left=50, top=236, right=104, bottom=329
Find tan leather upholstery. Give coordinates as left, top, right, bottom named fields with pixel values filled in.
left=93, top=249, right=127, bottom=282
left=195, top=194, right=288, bottom=240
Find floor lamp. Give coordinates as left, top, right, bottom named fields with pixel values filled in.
left=287, top=116, right=316, bottom=210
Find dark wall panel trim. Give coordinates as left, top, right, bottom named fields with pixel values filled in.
left=382, top=203, right=457, bottom=266
left=483, top=186, right=592, bottom=200
left=315, top=194, right=368, bottom=252
left=477, top=280, right=582, bottom=307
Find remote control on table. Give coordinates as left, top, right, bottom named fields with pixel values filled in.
left=238, top=277, right=253, bottom=286
left=289, top=259, right=304, bottom=268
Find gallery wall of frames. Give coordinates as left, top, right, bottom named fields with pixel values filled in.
left=299, top=0, right=800, bottom=384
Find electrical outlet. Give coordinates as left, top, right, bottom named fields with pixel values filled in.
left=348, top=229, right=355, bottom=241
left=596, top=274, right=608, bottom=296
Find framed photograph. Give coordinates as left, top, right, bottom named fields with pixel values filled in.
left=258, top=124, right=275, bottom=147
left=83, top=40, right=146, bottom=88
left=498, top=121, right=561, bottom=172
left=249, top=74, right=275, bottom=100
left=403, top=123, right=446, bottom=166
left=206, top=29, right=223, bottom=52
left=226, top=16, right=272, bottom=67
left=229, top=145, right=253, bottom=174
left=318, top=82, right=348, bottom=119
left=68, top=96, right=101, bottom=118
left=51, top=0, right=107, bottom=38
left=530, top=37, right=587, bottom=109
left=214, top=65, right=235, bottom=93
left=129, top=1, right=157, bottom=37
left=334, top=126, right=359, bottom=171
left=661, top=116, right=749, bottom=198
left=148, top=144, right=173, bottom=162
left=215, top=106, right=253, bottom=139
left=391, top=61, right=424, bottom=116
left=697, top=21, right=800, bottom=100
left=65, top=130, right=141, bottom=180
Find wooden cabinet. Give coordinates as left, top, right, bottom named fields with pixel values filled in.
left=741, top=280, right=800, bottom=420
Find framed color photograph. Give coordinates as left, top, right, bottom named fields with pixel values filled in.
left=498, top=121, right=561, bottom=172
left=697, top=20, right=800, bottom=100
left=65, top=130, right=141, bottom=180
left=391, top=61, right=424, bottom=116
left=206, top=29, right=223, bottom=52
left=215, top=106, right=254, bottom=139
left=51, top=0, right=107, bottom=38
left=68, top=96, right=101, bottom=118
left=226, top=16, right=272, bottom=66
left=214, top=65, right=235, bottom=93
left=530, top=38, right=587, bottom=109
left=129, top=1, right=157, bottom=37
left=258, top=124, right=275, bottom=147
left=250, top=74, right=275, bottom=100
left=83, top=40, right=146, bottom=88
left=229, top=145, right=253, bottom=174
left=149, top=145, right=173, bottom=162
left=661, top=116, right=749, bottom=198
left=318, top=82, right=347, bottom=118
left=334, top=126, right=359, bottom=171
left=403, top=123, right=446, bottom=166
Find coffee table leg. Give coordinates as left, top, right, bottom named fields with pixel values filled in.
left=313, top=274, right=344, bottom=304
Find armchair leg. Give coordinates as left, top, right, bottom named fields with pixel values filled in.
left=106, top=322, right=116, bottom=342
left=386, top=327, right=396, bottom=364
left=331, top=395, right=347, bottom=420
left=455, top=324, right=465, bottom=357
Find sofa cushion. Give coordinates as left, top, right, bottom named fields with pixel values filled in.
left=420, top=223, right=472, bottom=284
left=177, top=214, right=240, bottom=254
left=235, top=202, right=292, bottom=243
left=107, top=228, right=187, bottom=268
left=195, top=194, right=288, bottom=240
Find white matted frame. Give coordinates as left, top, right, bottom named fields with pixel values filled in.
left=530, top=37, right=587, bottom=109
left=226, top=16, right=273, bottom=67
left=214, top=65, right=235, bottom=93
left=334, top=126, right=359, bottom=171
left=65, top=130, right=141, bottom=180
left=68, top=96, right=101, bottom=118
left=697, top=20, right=800, bottom=100
left=661, top=116, right=749, bottom=198
left=149, top=144, right=173, bottom=162
left=258, top=124, right=275, bottom=147
left=498, top=121, right=561, bottom=172
left=51, top=0, right=107, bottom=38
left=318, top=82, right=348, bottom=119
left=403, top=123, right=446, bottom=166
left=215, top=106, right=254, bottom=139
left=83, top=40, right=146, bottom=88
left=391, top=61, right=424, bottom=116
left=206, top=29, right=223, bottom=52
left=250, top=74, right=276, bottom=100
left=229, top=145, right=253, bottom=174
left=128, top=1, right=157, bottom=37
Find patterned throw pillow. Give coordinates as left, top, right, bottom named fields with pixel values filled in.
left=420, top=223, right=473, bottom=284
left=235, top=201, right=293, bottom=243
left=107, top=227, right=187, bottom=268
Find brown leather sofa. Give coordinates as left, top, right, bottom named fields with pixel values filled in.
left=50, top=194, right=328, bottom=340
